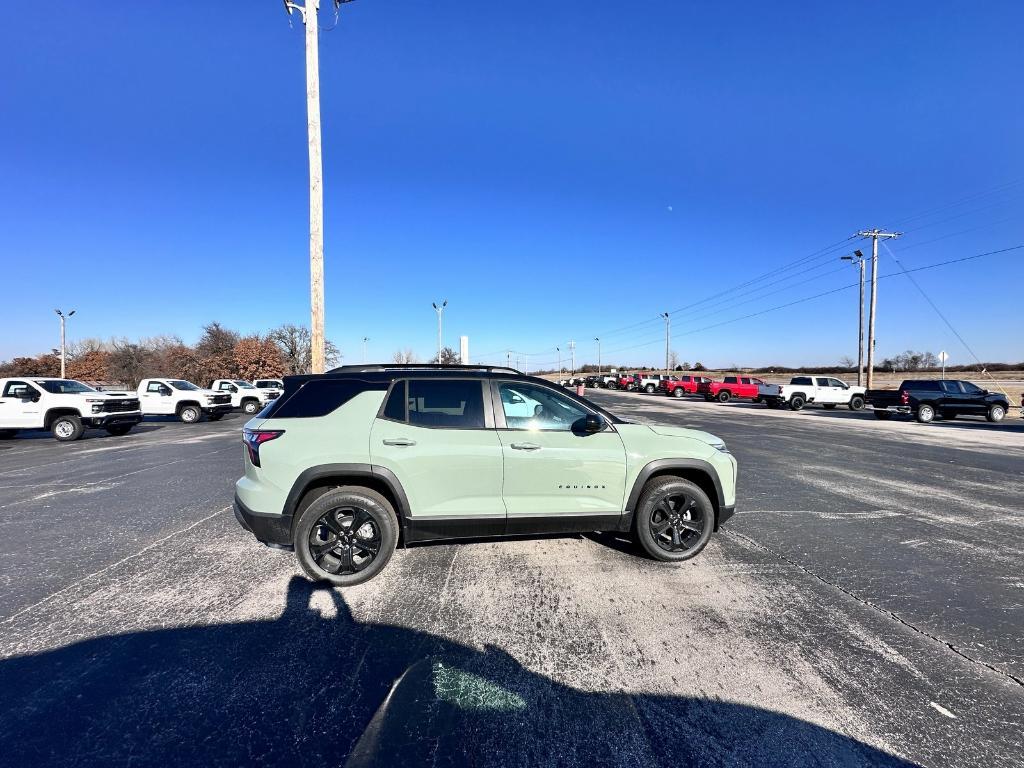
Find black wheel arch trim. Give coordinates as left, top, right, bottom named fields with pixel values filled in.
left=625, top=459, right=727, bottom=528
left=283, top=463, right=412, bottom=540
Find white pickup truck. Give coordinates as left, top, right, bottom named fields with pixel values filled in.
left=253, top=378, right=284, bottom=400
left=210, top=379, right=278, bottom=414
left=777, top=375, right=866, bottom=411
left=137, top=378, right=233, bottom=423
left=0, top=377, right=143, bottom=441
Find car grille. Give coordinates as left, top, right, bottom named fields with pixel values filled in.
left=102, top=398, right=140, bottom=413
left=211, top=394, right=231, bottom=405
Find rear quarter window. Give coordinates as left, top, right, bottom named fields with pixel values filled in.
left=269, top=379, right=388, bottom=418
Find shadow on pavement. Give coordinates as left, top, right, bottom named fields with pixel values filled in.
left=1, top=576, right=919, bottom=768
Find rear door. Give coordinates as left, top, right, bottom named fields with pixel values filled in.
left=370, top=378, right=506, bottom=538
left=492, top=380, right=627, bottom=533
left=0, top=380, right=41, bottom=427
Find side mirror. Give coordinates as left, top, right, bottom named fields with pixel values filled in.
left=574, top=414, right=606, bottom=434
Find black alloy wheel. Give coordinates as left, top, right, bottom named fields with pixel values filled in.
left=308, top=507, right=382, bottom=576
left=635, top=477, right=714, bottom=562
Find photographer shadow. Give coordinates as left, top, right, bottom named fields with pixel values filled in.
left=0, top=576, right=919, bottom=768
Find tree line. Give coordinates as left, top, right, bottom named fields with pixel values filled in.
left=0, top=322, right=341, bottom=388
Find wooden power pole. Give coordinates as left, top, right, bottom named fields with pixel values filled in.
left=856, top=229, right=901, bottom=389
left=285, top=0, right=329, bottom=373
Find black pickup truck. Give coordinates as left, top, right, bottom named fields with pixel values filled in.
left=865, top=379, right=1009, bottom=424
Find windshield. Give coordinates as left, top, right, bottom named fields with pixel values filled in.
left=34, top=379, right=97, bottom=394
left=168, top=380, right=200, bottom=391
left=232, top=380, right=255, bottom=389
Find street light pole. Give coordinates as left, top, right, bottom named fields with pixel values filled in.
left=432, top=300, right=447, bottom=363
left=660, top=312, right=671, bottom=375
left=54, top=309, right=75, bottom=378
left=556, top=346, right=561, bottom=375
left=568, top=340, right=575, bottom=376
left=594, top=337, right=601, bottom=374
left=842, top=250, right=866, bottom=386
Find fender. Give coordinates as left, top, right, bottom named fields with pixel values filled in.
left=624, top=458, right=727, bottom=530
left=43, top=407, right=82, bottom=427
left=283, top=463, right=412, bottom=539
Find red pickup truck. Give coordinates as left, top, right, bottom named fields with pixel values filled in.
left=697, top=375, right=770, bottom=403
left=659, top=375, right=714, bottom=398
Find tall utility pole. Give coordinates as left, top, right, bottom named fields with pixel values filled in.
left=856, top=230, right=901, bottom=388
left=568, top=340, right=576, bottom=375
left=506, top=350, right=512, bottom=368
left=841, top=250, right=866, bottom=385
left=54, top=308, right=75, bottom=378
left=594, top=337, right=601, bottom=374
left=361, top=336, right=369, bottom=364
left=432, top=300, right=447, bottom=362
left=660, top=312, right=671, bottom=375
left=556, top=346, right=561, bottom=375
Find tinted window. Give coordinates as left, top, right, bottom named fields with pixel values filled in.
left=407, top=379, right=484, bottom=429
left=792, top=377, right=812, bottom=386
left=724, top=376, right=737, bottom=383
left=740, top=377, right=751, bottom=385
left=815, top=378, right=831, bottom=387
left=2, top=380, right=33, bottom=398
left=382, top=381, right=407, bottom=421
left=940, top=381, right=962, bottom=394
left=905, top=381, right=940, bottom=391
left=498, top=382, right=588, bottom=430
left=271, top=379, right=388, bottom=418
left=961, top=382, right=984, bottom=395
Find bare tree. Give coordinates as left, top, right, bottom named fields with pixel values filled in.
left=433, top=347, right=460, bottom=365
left=392, top=348, right=418, bottom=364
left=269, top=324, right=340, bottom=374
left=838, top=355, right=856, bottom=370
left=106, top=341, right=154, bottom=388
left=668, top=350, right=680, bottom=370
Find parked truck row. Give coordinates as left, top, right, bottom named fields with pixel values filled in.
left=560, top=371, right=1014, bottom=425
left=0, top=375, right=284, bottom=441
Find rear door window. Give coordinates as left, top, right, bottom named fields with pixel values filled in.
left=407, top=379, right=485, bottom=429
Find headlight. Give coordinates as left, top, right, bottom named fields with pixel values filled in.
left=91, top=404, right=104, bottom=413
left=205, top=395, right=217, bottom=402
left=710, top=441, right=730, bottom=454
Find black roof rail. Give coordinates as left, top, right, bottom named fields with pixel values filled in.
left=325, top=363, right=524, bottom=375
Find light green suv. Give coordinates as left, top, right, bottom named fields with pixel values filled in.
left=234, top=365, right=737, bottom=586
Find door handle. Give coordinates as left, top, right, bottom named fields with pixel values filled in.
left=382, top=438, right=416, bottom=447
left=510, top=442, right=542, bottom=451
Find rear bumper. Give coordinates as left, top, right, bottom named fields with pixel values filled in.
left=234, top=493, right=293, bottom=549
left=872, top=405, right=911, bottom=414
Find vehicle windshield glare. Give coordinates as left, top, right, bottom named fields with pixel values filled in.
left=232, top=380, right=255, bottom=388
left=34, top=379, right=97, bottom=394
left=168, top=380, right=200, bottom=391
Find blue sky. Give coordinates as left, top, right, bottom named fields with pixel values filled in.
left=1, top=1, right=1022, bottom=369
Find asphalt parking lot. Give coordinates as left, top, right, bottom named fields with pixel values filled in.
left=0, top=398, right=1022, bottom=768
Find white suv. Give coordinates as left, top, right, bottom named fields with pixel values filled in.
left=0, top=377, right=143, bottom=441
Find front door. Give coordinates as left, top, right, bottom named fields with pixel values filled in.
left=142, top=380, right=174, bottom=414
left=370, top=378, right=505, bottom=541
left=492, top=380, right=627, bottom=534
left=0, top=380, right=41, bottom=428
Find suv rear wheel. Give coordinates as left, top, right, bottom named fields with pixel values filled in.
left=294, top=486, right=399, bottom=586
left=634, top=476, right=714, bottom=562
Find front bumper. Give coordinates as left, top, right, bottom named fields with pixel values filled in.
left=234, top=493, right=293, bottom=549
left=204, top=403, right=234, bottom=415
left=83, top=413, right=143, bottom=427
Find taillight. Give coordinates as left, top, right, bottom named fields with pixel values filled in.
left=243, top=428, right=284, bottom=467
left=899, top=390, right=909, bottom=405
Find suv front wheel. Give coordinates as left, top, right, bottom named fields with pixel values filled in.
left=294, top=486, right=399, bottom=586
left=634, top=476, right=714, bottom=562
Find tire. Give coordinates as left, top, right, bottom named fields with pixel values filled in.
left=915, top=404, right=935, bottom=424
left=51, top=414, right=84, bottom=442
left=178, top=404, right=202, bottom=424
left=105, top=425, right=133, bottom=436
left=823, top=403, right=836, bottom=410
left=716, top=390, right=731, bottom=403
left=849, top=395, right=865, bottom=411
left=645, top=384, right=656, bottom=394
left=634, top=476, right=715, bottom=562
left=987, top=404, right=1006, bottom=423
left=606, top=382, right=617, bottom=390
left=673, top=387, right=684, bottom=398
left=294, top=486, right=399, bottom=586
left=207, top=413, right=225, bottom=421
left=789, top=395, right=806, bottom=411
left=242, top=399, right=261, bottom=414
left=874, top=411, right=892, bottom=420
left=0, top=429, right=18, bottom=439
